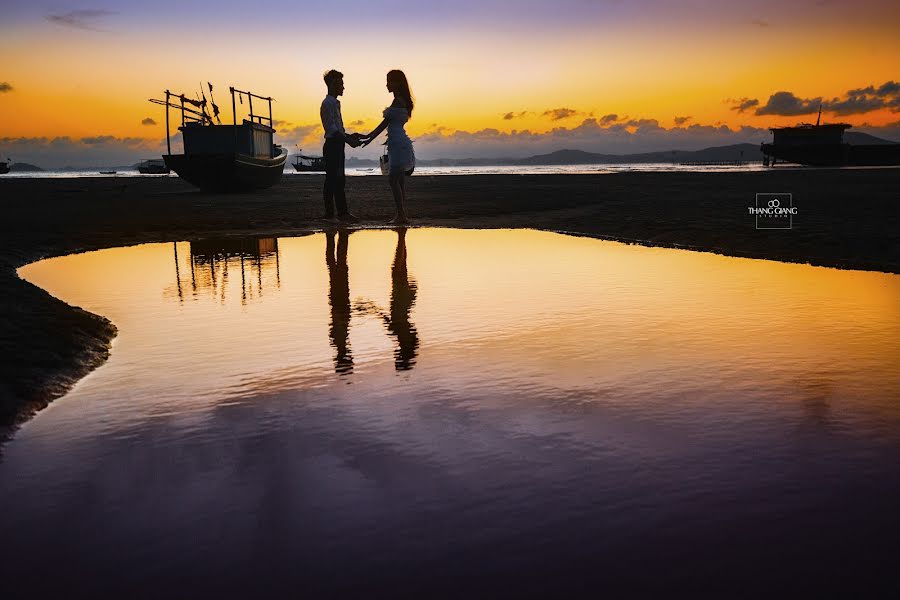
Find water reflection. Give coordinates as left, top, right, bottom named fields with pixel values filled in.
left=326, top=230, right=353, bottom=374
left=169, top=237, right=281, bottom=304
left=355, top=228, right=419, bottom=370
left=7, top=229, right=900, bottom=597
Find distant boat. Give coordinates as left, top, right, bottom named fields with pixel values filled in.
left=0, top=158, right=10, bottom=174
left=292, top=153, right=325, bottom=172
left=99, top=170, right=118, bottom=175
left=761, top=108, right=900, bottom=167
left=149, top=84, right=287, bottom=191
left=138, top=158, right=171, bottom=174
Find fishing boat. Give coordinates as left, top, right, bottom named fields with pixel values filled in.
left=761, top=108, right=900, bottom=167
left=149, top=83, right=287, bottom=191
left=292, top=152, right=325, bottom=172
left=138, top=158, right=170, bottom=174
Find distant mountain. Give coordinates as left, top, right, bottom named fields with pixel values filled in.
left=347, top=137, right=895, bottom=169
left=346, top=157, right=378, bottom=167
left=519, top=143, right=763, bottom=165
left=10, top=162, right=44, bottom=172
left=844, top=132, right=899, bottom=145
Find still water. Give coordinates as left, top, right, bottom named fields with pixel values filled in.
left=3, top=229, right=900, bottom=596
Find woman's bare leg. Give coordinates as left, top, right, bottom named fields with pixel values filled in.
left=389, top=172, right=409, bottom=224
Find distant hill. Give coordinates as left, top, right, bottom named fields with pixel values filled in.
left=844, top=132, right=899, bottom=145
left=10, top=162, right=44, bottom=172
left=518, top=143, right=764, bottom=165
left=348, top=136, right=896, bottom=169
left=346, top=157, right=378, bottom=168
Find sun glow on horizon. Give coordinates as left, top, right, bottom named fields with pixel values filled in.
left=2, top=0, right=899, bottom=163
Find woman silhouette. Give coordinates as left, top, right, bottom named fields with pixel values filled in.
left=361, top=70, right=416, bottom=224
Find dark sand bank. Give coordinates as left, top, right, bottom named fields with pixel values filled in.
left=1, top=169, right=898, bottom=433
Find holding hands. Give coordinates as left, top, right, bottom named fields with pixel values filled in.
left=345, top=132, right=377, bottom=148
left=346, top=132, right=364, bottom=148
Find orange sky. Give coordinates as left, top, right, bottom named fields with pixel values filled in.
left=1, top=1, right=899, bottom=160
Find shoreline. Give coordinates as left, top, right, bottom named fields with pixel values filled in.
left=2, top=170, right=898, bottom=437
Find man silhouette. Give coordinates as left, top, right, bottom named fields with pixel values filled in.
left=325, top=229, right=353, bottom=374
left=321, top=69, right=362, bottom=222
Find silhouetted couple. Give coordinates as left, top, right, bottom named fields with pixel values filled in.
left=320, top=69, right=416, bottom=225
left=325, top=229, right=418, bottom=374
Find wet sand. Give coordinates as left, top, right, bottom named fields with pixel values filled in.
left=1, top=169, right=898, bottom=433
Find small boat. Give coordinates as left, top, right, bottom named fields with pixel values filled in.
left=138, top=158, right=171, bottom=174
left=99, top=170, right=118, bottom=175
left=0, top=158, right=11, bottom=174
left=149, top=83, right=287, bottom=192
left=761, top=107, right=900, bottom=167
left=292, top=153, right=325, bottom=172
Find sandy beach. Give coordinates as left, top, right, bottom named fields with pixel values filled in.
left=1, top=168, right=898, bottom=433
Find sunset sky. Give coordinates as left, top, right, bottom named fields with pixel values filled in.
left=2, top=0, right=899, bottom=166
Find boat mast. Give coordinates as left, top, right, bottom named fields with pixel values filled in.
left=816, top=104, right=822, bottom=126
left=165, top=90, right=171, bottom=155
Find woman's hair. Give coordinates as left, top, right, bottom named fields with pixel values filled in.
left=387, top=70, right=414, bottom=117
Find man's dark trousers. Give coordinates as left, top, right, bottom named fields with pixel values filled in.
left=323, top=137, right=347, bottom=217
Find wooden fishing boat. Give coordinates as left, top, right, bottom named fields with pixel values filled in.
left=138, top=158, right=170, bottom=174
left=150, top=84, right=287, bottom=191
left=761, top=109, right=900, bottom=167
left=292, top=153, right=325, bottom=172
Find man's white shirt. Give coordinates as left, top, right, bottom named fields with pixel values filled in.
left=321, top=95, right=345, bottom=139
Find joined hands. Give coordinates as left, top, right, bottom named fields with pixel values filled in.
left=347, top=133, right=375, bottom=148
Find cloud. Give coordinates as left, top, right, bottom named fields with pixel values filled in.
left=542, top=107, right=580, bottom=121
left=673, top=116, right=692, bottom=126
left=0, top=135, right=162, bottom=168
left=598, top=114, right=620, bottom=126
left=273, top=123, right=322, bottom=148
left=749, top=19, right=770, bottom=28
left=728, top=97, right=760, bottom=113
left=624, top=118, right=664, bottom=132
left=402, top=118, right=775, bottom=160
left=0, top=82, right=12, bottom=93
left=752, top=81, right=900, bottom=117
left=502, top=111, right=531, bottom=120
left=349, top=119, right=366, bottom=127
left=141, top=117, right=157, bottom=126
left=45, top=9, right=115, bottom=31
left=755, top=91, right=822, bottom=116
left=823, top=80, right=900, bottom=115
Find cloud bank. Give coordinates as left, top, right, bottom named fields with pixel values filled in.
left=45, top=9, right=116, bottom=31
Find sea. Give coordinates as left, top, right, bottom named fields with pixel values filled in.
left=2, top=162, right=787, bottom=179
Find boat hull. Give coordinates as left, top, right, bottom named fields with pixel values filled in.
left=164, top=147, right=287, bottom=191
left=0, top=164, right=10, bottom=174
left=761, top=143, right=900, bottom=167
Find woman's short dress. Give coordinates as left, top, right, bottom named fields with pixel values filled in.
left=384, top=105, right=415, bottom=175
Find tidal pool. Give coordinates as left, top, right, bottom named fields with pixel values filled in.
left=3, top=228, right=899, bottom=596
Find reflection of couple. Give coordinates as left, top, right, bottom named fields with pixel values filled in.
left=325, top=229, right=418, bottom=374
left=320, top=69, right=415, bottom=225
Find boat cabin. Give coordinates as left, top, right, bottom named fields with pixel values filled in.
left=769, top=123, right=850, bottom=146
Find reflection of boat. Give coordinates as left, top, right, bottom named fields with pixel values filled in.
left=150, top=84, right=287, bottom=191
left=169, top=237, right=283, bottom=304
left=761, top=109, right=900, bottom=166
left=138, top=158, right=170, bottom=174
left=292, top=153, right=325, bottom=172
